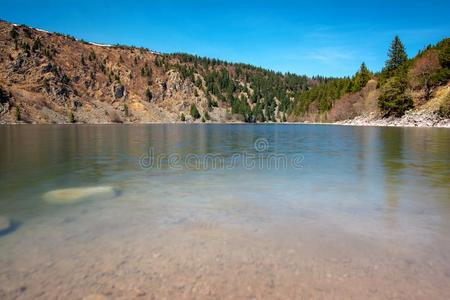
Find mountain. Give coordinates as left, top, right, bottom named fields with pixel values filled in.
left=0, top=20, right=449, bottom=125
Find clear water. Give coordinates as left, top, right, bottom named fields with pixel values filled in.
left=0, top=124, right=449, bottom=299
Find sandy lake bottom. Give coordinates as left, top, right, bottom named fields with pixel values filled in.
left=1, top=124, right=449, bottom=299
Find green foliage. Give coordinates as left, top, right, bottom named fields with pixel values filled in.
left=170, top=53, right=309, bottom=122
left=68, top=111, right=75, bottom=123
left=201, top=116, right=205, bottom=123
left=385, top=36, right=408, bottom=72
left=124, top=104, right=129, bottom=117
left=378, top=38, right=410, bottom=87
left=14, top=107, right=20, bottom=121
left=378, top=76, right=413, bottom=117
left=432, top=38, right=450, bottom=84
left=292, top=78, right=353, bottom=115
left=436, top=38, right=450, bottom=68
left=175, top=64, right=195, bottom=82
left=431, top=68, right=450, bottom=86
left=290, top=62, right=373, bottom=117
left=190, top=103, right=200, bottom=119
left=180, top=113, right=186, bottom=121
left=352, top=62, right=371, bottom=92
left=10, top=27, right=19, bottom=40
left=438, top=93, right=450, bottom=118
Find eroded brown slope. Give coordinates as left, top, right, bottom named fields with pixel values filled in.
left=0, top=21, right=229, bottom=123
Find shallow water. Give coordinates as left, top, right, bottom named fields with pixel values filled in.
left=0, top=124, right=449, bottom=299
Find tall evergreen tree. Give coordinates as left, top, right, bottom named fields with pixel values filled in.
left=352, top=62, right=371, bottom=92
left=190, top=104, right=200, bottom=119
left=378, top=75, right=413, bottom=117
left=385, top=36, right=408, bottom=71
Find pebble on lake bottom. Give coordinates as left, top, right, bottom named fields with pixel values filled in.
left=0, top=216, right=11, bottom=233
left=42, top=186, right=118, bottom=205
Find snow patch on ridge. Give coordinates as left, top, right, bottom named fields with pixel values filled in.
left=35, top=28, right=49, bottom=34
left=88, top=42, right=112, bottom=47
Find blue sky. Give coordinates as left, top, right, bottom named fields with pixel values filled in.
left=1, top=0, right=449, bottom=77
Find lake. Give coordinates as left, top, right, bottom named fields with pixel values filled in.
left=0, top=124, right=449, bottom=299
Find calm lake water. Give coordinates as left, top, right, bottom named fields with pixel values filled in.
left=0, top=124, right=449, bottom=299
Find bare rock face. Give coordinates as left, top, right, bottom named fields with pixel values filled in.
left=0, top=102, right=10, bottom=115
left=11, top=55, right=25, bottom=73
left=0, top=22, right=235, bottom=124
left=112, top=83, right=126, bottom=99
left=167, top=70, right=182, bottom=92
left=163, top=70, right=195, bottom=100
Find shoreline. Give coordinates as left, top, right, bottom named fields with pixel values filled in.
left=1, top=121, right=449, bottom=128
left=334, top=110, right=450, bottom=128
left=1, top=112, right=449, bottom=128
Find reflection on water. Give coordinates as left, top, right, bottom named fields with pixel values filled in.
left=0, top=124, right=449, bottom=299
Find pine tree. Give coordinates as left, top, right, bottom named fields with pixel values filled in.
left=378, top=75, right=413, bottom=117
left=352, top=62, right=371, bottom=92
left=385, top=36, right=408, bottom=71
left=10, top=27, right=18, bottom=40
left=190, top=104, right=200, bottom=119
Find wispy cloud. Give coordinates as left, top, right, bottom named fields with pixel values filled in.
left=302, top=47, right=354, bottom=63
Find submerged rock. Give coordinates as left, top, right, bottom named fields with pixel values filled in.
left=0, top=216, right=11, bottom=232
left=43, top=186, right=118, bottom=205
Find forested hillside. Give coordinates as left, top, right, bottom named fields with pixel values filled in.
left=290, top=36, right=450, bottom=123
left=0, top=20, right=449, bottom=124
